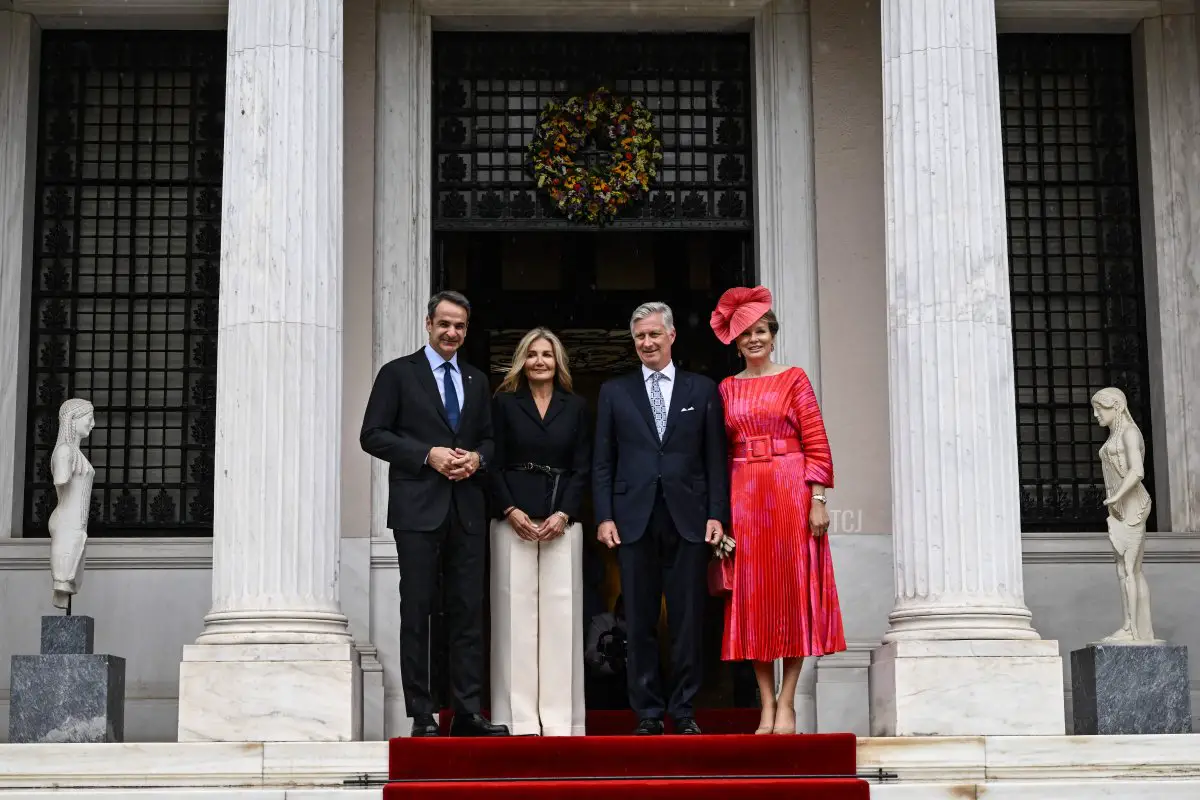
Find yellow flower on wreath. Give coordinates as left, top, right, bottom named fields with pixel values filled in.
left=527, top=86, right=663, bottom=224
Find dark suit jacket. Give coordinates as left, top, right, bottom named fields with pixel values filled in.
left=592, top=367, right=729, bottom=545
left=359, top=348, right=494, bottom=533
left=490, top=387, right=591, bottom=521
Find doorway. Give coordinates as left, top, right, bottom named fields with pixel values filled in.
left=433, top=229, right=758, bottom=711
left=427, top=28, right=759, bottom=715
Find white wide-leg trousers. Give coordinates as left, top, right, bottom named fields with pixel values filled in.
left=489, top=518, right=586, bottom=736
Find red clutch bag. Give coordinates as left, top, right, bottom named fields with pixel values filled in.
left=708, top=555, right=735, bottom=597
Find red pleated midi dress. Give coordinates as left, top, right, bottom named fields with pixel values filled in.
left=720, top=367, right=847, bottom=661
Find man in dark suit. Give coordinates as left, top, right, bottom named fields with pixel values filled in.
left=360, top=290, right=509, bottom=738
left=593, top=301, right=730, bottom=735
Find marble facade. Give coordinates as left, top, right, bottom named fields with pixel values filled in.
left=871, top=0, right=1064, bottom=735
left=0, top=8, right=37, bottom=542
left=175, top=0, right=361, bottom=743
left=1134, top=7, right=1200, bottom=534
left=0, top=0, right=1195, bottom=784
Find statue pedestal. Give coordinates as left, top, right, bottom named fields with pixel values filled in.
left=8, top=616, right=125, bottom=743
left=1070, top=643, right=1191, bottom=734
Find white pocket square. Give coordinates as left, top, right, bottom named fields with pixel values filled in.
left=680, top=406, right=695, bottom=412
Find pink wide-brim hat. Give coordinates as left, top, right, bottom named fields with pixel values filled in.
left=710, top=285, right=774, bottom=345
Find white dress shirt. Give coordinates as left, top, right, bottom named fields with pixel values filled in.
left=424, top=343, right=464, bottom=408
left=422, top=343, right=474, bottom=467
left=641, top=360, right=676, bottom=411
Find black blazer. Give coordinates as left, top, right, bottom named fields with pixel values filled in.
left=592, top=367, right=729, bottom=545
left=491, top=387, right=591, bottom=521
left=359, top=348, right=495, bottom=533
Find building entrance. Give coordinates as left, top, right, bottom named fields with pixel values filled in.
left=430, top=229, right=758, bottom=711
left=428, top=29, right=759, bottom=713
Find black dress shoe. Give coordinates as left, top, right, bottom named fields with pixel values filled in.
left=449, top=713, right=511, bottom=737
left=674, top=717, right=701, bottom=735
left=634, top=718, right=665, bottom=735
left=410, top=714, right=440, bottom=737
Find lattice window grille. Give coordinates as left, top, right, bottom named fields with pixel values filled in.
left=432, top=33, right=753, bottom=230
left=999, top=34, right=1155, bottom=532
left=24, top=32, right=225, bottom=536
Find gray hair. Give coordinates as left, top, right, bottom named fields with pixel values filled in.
left=427, top=290, right=471, bottom=321
left=629, top=301, right=675, bottom=335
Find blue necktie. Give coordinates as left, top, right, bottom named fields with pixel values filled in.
left=442, top=362, right=460, bottom=431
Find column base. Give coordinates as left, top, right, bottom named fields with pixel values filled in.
left=178, top=643, right=362, bottom=742
left=869, top=640, right=1065, bottom=736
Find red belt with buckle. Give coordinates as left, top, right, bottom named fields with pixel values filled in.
left=732, top=435, right=801, bottom=461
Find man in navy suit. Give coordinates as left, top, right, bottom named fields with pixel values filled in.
left=360, top=290, right=509, bottom=738
left=593, top=301, right=730, bottom=735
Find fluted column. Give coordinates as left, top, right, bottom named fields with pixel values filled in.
left=0, top=10, right=37, bottom=539
left=754, top=0, right=820, bottom=394
left=882, top=0, right=1031, bottom=641
left=178, top=0, right=360, bottom=742
left=201, top=0, right=349, bottom=645
left=869, top=0, right=1064, bottom=736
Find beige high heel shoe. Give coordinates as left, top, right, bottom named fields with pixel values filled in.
left=771, top=708, right=796, bottom=735
left=755, top=705, right=776, bottom=735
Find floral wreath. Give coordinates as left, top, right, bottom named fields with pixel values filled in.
left=527, top=87, right=663, bottom=225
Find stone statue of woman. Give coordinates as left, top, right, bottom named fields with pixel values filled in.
left=48, top=398, right=95, bottom=612
left=1092, top=387, right=1159, bottom=644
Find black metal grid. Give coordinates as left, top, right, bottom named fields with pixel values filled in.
left=999, top=34, right=1155, bottom=532
left=432, top=32, right=753, bottom=230
left=24, top=31, right=225, bottom=537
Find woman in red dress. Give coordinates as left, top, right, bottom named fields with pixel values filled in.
left=710, top=286, right=846, bottom=735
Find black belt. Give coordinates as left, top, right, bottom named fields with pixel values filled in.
left=505, top=463, right=568, bottom=513
left=508, top=462, right=567, bottom=477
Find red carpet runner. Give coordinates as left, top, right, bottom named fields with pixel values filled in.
left=384, top=712, right=869, bottom=798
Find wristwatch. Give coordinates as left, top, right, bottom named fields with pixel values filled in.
left=812, top=494, right=827, bottom=504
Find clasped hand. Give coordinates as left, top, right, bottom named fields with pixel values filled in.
left=508, top=508, right=567, bottom=542
left=428, top=447, right=478, bottom=481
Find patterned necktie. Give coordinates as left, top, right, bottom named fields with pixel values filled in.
left=649, top=372, right=667, bottom=440
left=442, top=362, right=460, bottom=431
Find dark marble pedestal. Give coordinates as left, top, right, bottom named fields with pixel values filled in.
left=8, top=616, right=125, bottom=743
left=1071, top=643, right=1191, bottom=735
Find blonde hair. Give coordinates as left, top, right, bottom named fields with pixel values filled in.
left=497, top=328, right=574, bottom=394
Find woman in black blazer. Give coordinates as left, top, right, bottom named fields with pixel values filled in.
left=490, top=327, right=591, bottom=737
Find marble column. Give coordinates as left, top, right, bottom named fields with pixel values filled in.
left=1135, top=10, right=1200, bottom=533
left=754, top=0, right=821, bottom=395
left=0, top=10, right=37, bottom=538
left=371, top=0, right=430, bottom=540
left=177, top=0, right=361, bottom=742
left=869, top=0, right=1064, bottom=736
left=754, top=0, right=821, bottom=734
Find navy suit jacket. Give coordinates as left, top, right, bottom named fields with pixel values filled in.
left=359, top=349, right=494, bottom=533
left=592, top=367, right=730, bottom=545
